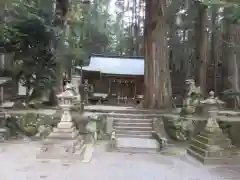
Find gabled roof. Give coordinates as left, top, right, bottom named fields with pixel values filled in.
left=76, top=55, right=144, bottom=75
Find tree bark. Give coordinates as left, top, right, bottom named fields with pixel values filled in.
left=195, top=3, right=208, bottom=95
left=144, top=0, right=172, bottom=109
left=221, top=8, right=234, bottom=93
left=211, top=6, right=218, bottom=93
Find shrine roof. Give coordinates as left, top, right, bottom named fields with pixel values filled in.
left=76, top=55, right=144, bottom=75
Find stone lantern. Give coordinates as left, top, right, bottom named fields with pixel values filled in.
left=187, top=91, right=233, bottom=164
left=57, top=83, right=76, bottom=122
left=39, top=84, right=85, bottom=158
left=200, top=91, right=224, bottom=132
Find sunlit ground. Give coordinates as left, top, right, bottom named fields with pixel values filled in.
left=0, top=141, right=239, bottom=180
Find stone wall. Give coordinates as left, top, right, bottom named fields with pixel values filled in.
left=155, top=113, right=240, bottom=148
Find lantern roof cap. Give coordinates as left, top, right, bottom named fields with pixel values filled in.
left=65, top=82, right=74, bottom=90
left=57, top=88, right=76, bottom=98
left=200, top=91, right=225, bottom=105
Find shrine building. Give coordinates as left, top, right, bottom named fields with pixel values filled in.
left=75, top=54, right=144, bottom=105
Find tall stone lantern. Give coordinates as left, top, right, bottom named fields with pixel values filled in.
left=39, top=84, right=85, bottom=158
left=187, top=91, right=233, bottom=164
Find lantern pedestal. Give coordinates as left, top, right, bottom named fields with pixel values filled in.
left=187, top=91, right=234, bottom=164
left=187, top=128, right=233, bottom=164
left=38, top=122, right=86, bottom=159
left=37, top=84, right=86, bottom=160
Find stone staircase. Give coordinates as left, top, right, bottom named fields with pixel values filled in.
left=114, top=116, right=153, bottom=139
left=110, top=113, right=161, bottom=153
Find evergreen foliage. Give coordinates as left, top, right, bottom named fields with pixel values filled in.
left=0, top=0, right=56, bottom=100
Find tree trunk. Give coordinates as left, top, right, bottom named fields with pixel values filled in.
left=195, top=3, right=208, bottom=95
left=47, top=0, right=66, bottom=105
left=144, top=0, right=172, bottom=109
left=221, top=7, right=232, bottom=95
left=143, top=0, right=152, bottom=108
left=211, top=6, right=218, bottom=93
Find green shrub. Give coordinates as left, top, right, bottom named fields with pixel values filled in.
left=9, top=113, right=57, bottom=137
left=22, top=125, right=38, bottom=136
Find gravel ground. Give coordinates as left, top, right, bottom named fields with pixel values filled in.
left=0, top=140, right=239, bottom=180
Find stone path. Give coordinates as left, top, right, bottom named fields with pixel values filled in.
left=0, top=141, right=239, bottom=180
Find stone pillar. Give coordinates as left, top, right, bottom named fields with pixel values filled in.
left=187, top=91, right=233, bottom=164
left=71, top=76, right=82, bottom=113
left=38, top=84, right=85, bottom=159
left=106, top=116, right=114, bottom=135
left=152, top=117, right=169, bottom=150
left=71, top=75, right=81, bottom=96
left=83, top=80, right=89, bottom=104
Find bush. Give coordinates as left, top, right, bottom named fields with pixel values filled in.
left=8, top=113, right=58, bottom=137
left=22, top=125, right=38, bottom=136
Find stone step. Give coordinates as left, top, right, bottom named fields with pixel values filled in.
left=191, top=136, right=231, bottom=149
left=114, top=117, right=153, bottom=123
left=115, top=147, right=159, bottom=154
left=114, top=125, right=152, bottom=131
left=189, top=144, right=210, bottom=157
left=116, top=133, right=152, bottom=138
left=187, top=147, right=232, bottom=165
left=115, top=137, right=160, bottom=153
left=84, top=107, right=165, bottom=115
left=191, top=138, right=231, bottom=151
left=114, top=122, right=152, bottom=128
left=109, top=114, right=160, bottom=119
left=115, top=129, right=152, bottom=136
left=113, top=116, right=154, bottom=139
left=200, top=131, right=232, bottom=141
left=189, top=144, right=231, bottom=158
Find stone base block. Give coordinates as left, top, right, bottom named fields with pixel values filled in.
left=112, top=137, right=160, bottom=153
left=46, top=122, right=79, bottom=140
left=0, top=128, right=9, bottom=141
left=37, top=122, right=86, bottom=160
left=187, top=129, right=233, bottom=164
left=53, top=127, right=77, bottom=133
left=57, top=121, right=74, bottom=129
left=152, top=132, right=168, bottom=150
left=47, top=130, right=79, bottom=140
left=37, top=137, right=86, bottom=160
left=187, top=148, right=233, bottom=165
